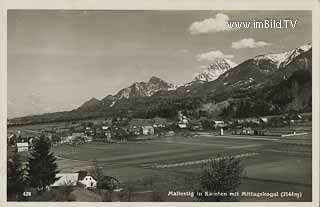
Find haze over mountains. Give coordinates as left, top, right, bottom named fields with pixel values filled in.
left=9, top=44, right=312, bottom=125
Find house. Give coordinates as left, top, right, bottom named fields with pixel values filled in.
left=178, top=111, right=188, bottom=123
left=213, top=121, right=225, bottom=129
left=153, top=117, right=167, bottom=128
left=102, top=126, right=109, bottom=130
left=259, top=117, right=268, bottom=124
left=232, top=127, right=254, bottom=135
left=16, top=142, right=29, bottom=152
left=141, top=126, right=154, bottom=135
left=128, top=127, right=141, bottom=135
left=242, top=127, right=254, bottom=135
left=177, top=122, right=187, bottom=129
left=51, top=173, right=79, bottom=187
left=66, top=136, right=73, bottom=143
left=78, top=171, right=97, bottom=189
left=129, top=118, right=153, bottom=128
left=72, top=132, right=84, bottom=139
left=98, top=176, right=121, bottom=190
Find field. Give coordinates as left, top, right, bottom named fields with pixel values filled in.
left=50, top=131, right=312, bottom=202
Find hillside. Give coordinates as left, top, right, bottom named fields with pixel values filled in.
left=8, top=45, right=312, bottom=125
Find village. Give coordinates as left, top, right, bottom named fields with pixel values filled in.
left=7, top=110, right=312, bottom=201
left=8, top=111, right=310, bottom=153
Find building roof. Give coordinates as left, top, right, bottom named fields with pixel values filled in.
left=129, top=118, right=153, bottom=127
left=153, top=117, right=167, bottom=125
left=16, top=142, right=29, bottom=147
left=78, top=171, right=97, bottom=181
left=141, top=126, right=154, bottom=130
left=51, top=173, right=79, bottom=187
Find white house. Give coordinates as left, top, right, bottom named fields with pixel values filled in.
left=260, top=117, right=268, bottom=123
left=213, top=120, right=225, bottom=129
left=141, top=126, right=154, bottom=135
left=51, top=173, right=79, bottom=187
left=79, top=175, right=97, bottom=189
left=177, top=122, right=187, bottom=129
left=102, top=126, right=109, bottom=130
left=16, top=142, right=29, bottom=152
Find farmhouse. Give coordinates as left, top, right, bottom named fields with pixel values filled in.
left=259, top=117, right=268, bottom=123
left=177, top=122, right=187, bottom=129
left=78, top=171, right=97, bottom=189
left=213, top=120, right=225, bottom=129
left=129, top=118, right=153, bottom=128
left=51, top=173, right=79, bottom=187
left=153, top=117, right=167, bottom=128
left=99, top=176, right=121, bottom=190
left=232, top=127, right=254, bottom=135
left=16, top=142, right=29, bottom=152
left=141, top=126, right=155, bottom=135
left=102, top=126, right=109, bottom=130
left=72, top=132, right=84, bottom=139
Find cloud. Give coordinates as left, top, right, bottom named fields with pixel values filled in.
left=189, top=13, right=233, bottom=35
left=231, top=38, right=270, bottom=49
left=196, top=50, right=234, bottom=61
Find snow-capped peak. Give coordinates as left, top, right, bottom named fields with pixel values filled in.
left=253, top=43, right=311, bottom=69
left=194, top=58, right=237, bottom=82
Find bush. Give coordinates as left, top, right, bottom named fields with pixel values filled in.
left=198, top=156, right=243, bottom=202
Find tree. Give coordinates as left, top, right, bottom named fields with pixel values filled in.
left=198, top=156, right=243, bottom=202
left=27, top=135, right=59, bottom=193
left=7, top=152, right=26, bottom=201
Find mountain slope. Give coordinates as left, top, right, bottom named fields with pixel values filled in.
left=113, top=76, right=176, bottom=100
left=194, top=59, right=237, bottom=82
left=8, top=44, right=312, bottom=125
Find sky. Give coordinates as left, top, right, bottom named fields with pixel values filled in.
left=7, top=10, right=312, bottom=118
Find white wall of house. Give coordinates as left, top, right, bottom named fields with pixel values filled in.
left=79, top=175, right=97, bottom=189
left=17, top=142, right=28, bottom=152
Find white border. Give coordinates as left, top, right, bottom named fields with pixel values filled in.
left=0, top=0, right=319, bottom=207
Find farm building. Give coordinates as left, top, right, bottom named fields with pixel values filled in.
left=177, top=122, right=187, bottom=129
left=102, top=126, right=109, bottom=130
left=129, top=118, right=153, bottom=128
left=98, top=176, right=121, bottom=190
left=232, top=127, right=255, bottom=135
left=213, top=120, right=225, bottom=129
left=51, top=173, right=79, bottom=187
left=78, top=171, right=97, bottom=189
left=153, top=117, right=167, bottom=128
left=72, top=132, right=84, bottom=139
left=128, top=127, right=141, bottom=135
left=16, top=142, right=29, bottom=152
left=141, top=126, right=155, bottom=135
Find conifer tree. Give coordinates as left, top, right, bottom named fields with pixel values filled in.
left=27, top=135, right=59, bottom=193
left=7, top=152, right=26, bottom=200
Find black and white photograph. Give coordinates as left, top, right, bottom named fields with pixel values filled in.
left=3, top=6, right=318, bottom=204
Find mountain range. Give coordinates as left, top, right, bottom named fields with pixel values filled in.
left=9, top=44, right=312, bottom=125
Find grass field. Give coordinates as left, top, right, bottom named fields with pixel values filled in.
left=50, top=132, right=312, bottom=201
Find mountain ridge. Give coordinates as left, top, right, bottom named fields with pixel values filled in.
left=9, top=44, right=312, bottom=125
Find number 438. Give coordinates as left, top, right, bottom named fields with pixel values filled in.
left=22, top=191, right=31, bottom=197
